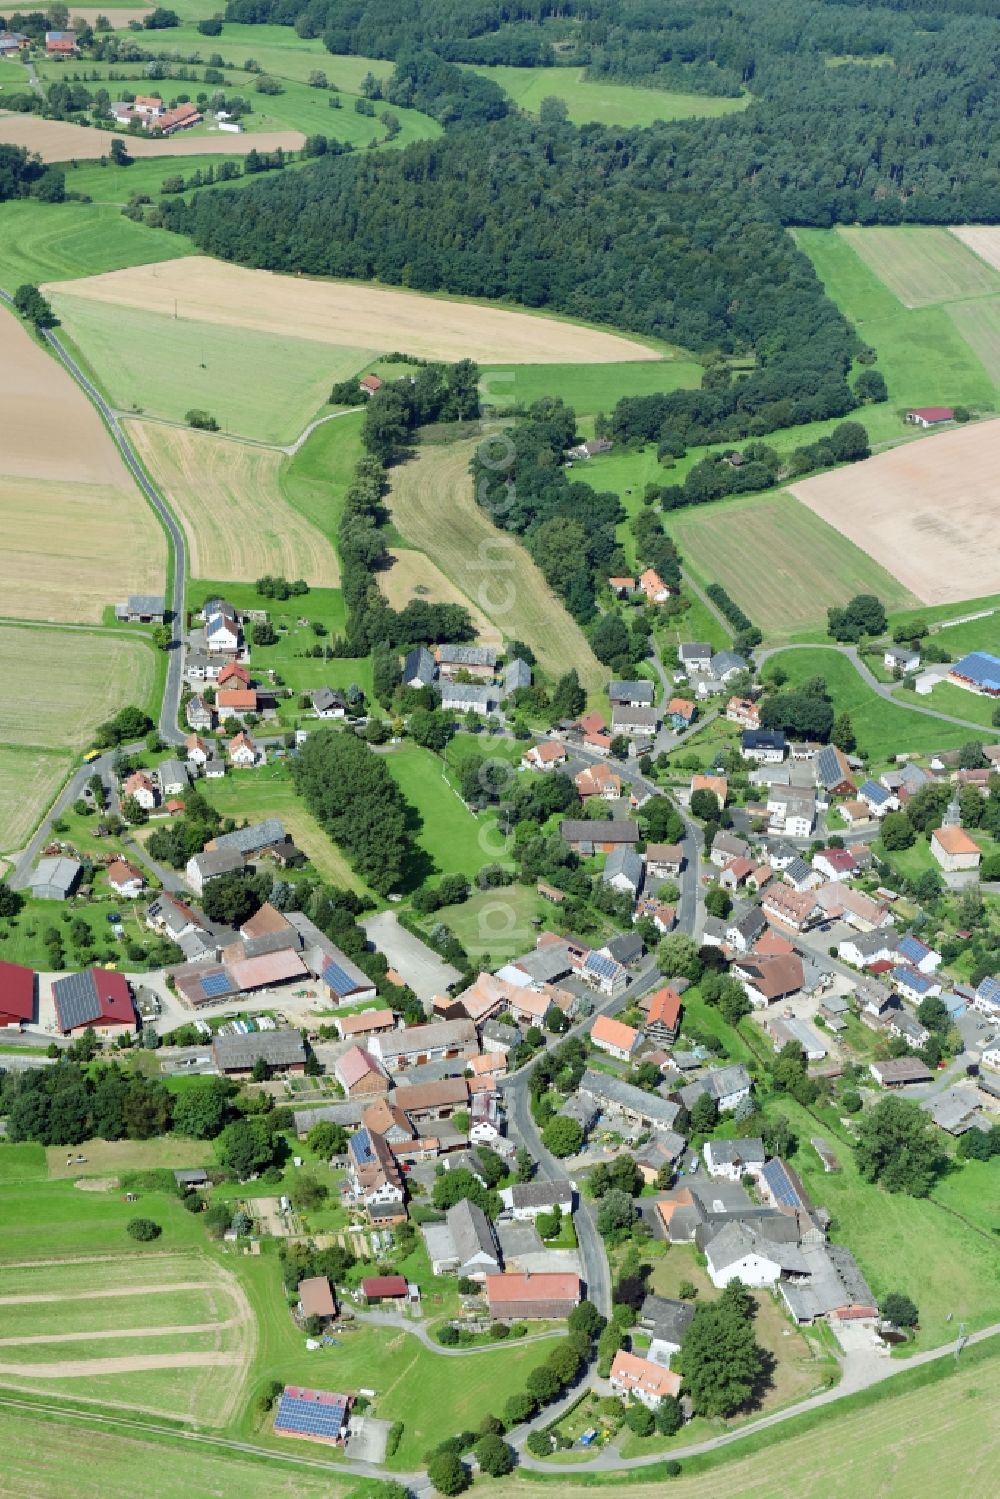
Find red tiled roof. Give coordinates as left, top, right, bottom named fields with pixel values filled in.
left=646, top=986, right=682, bottom=1029
left=485, top=1272, right=580, bottom=1304
left=229, top=949, right=307, bottom=990
left=362, top=1275, right=407, bottom=1297
left=0, top=961, right=35, bottom=1022
left=336, top=1045, right=381, bottom=1088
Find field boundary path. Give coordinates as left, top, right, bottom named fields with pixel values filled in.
left=0, top=287, right=185, bottom=748
left=756, top=641, right=993, bottom=734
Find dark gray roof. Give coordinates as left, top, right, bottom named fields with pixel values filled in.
left=785, top=857, right=815, bottom=884
left=609, top=680, right=655, bottom=705
left=704, top=1219, right=808, bottom=1275
left=440, top=682, right=501, bottom=709
left=403, top=645, right=436, bottom=685
left=560, top=819, right=639, bottom=844
left=505, top=658, right=532, bottom=692
left=603, top=847, right=644, bottom=888
left=706, top=1137, right=765, bottom=1168
left=447, top=1198, right=500, bottom=1269
left=212, top=1028, right=306, bottom=1070
left=174, top=1168, right=209, bottom=1185
left=191, top=847, right=244, bottom=879
left=711, top=651, right=748, bottom=677
left=31, top=856, right=81, bottom=894
left=639, top=1294, right=696, bottom=1345
left=482, top=1019, right=520, bottom=1047
left=579, top=1069, right=681, bottom=1127
left=603, top=932, right=644, bottom=965
left=438, top=644, right=498, bottom=667
left=214, top=819, right=287, bottom=855
left=509, top=1180, right=574, bottom=1210
left=312, top=687, right=346, bottom=712
left=127, top=593, right=165, bottom=614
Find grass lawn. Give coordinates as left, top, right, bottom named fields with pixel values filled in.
left=279, top=412, right=364, bottom=547
left=794, top=228, right=999, bottom=419
left=465, top=64, right=748, bottom=127
left=45, top=1136, right=214, bottom=1178
left=187, top=578, right=349, bottom=657
left=0, top=197, right=193, bottom=287
left=0, top=1407, right=354, bottom=1499
left=0, top=893, right=168, bottom=971
left=762, top=649, right=975, bottom=761
left=896, top=678, right=998, bottom=729
left=422, top=884, right=546, bottom=966
left=493, top=357, right=702, bottom=417
left=0, top=1142, right=47, bottom=1182
left=0, top=1178, right=206, bottom=1262
left=671, top=491, right=917, bottom=643
left=198, top=761, right=370, bottom=894
left=659, top=591, right=732, bottom=655
left=49, top=295, right=372, bottom=445
left=382, top=741, right=499, bottom=883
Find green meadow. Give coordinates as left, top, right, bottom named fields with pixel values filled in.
left=467, top=64, right=748, bottom=128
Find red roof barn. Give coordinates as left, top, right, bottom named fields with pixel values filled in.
left=360, top=1275, right=407, bottom=1302
left=0, top=962, right=36, bottom=1026
left=51, top=969, right=136, bottom=1034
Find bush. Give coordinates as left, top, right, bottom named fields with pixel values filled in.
left=186, top=408, right=219, bottom=431
left=126, top=1217, right=161, bottom=1241
left=624, top=1400, right=655, bottom=1437
left=386, top=1420, right=404, bottom=1457
left=526, top=1430, right=552, bottom=1456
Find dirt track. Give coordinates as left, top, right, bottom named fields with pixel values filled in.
left=790, top=418, right=1000, bottom=605
left=0, top=113, right=304, bottom=162
left=43, top=254, right=659, bottom=364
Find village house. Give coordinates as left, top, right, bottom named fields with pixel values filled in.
left=578, top=1069, right=682, bottom=1133
left=347, top=1126, right=406, bottom=1226
left=576, top=763, right=622, bottom=799
left=726, top=902, right=767, bottom=953
left=423, top=1199, right=501, bottom=1278
left=645, top=842, right=684, bottom=878
left=311, top=687, right=347, bottom=720
left=719, top=856, right=755, bottom=892
left=336, top=1008, right=395, bottom=1043
left=710, top=830, right=750, bottom=868
left=609, top=1350, right=681, bottom=1408
left=667, top=697, right=697, bottom=731
left=858, top=779, right=897, bottom=817
left=609, top=680, right=655, bottom=707
left=106, top=859, right=145, bottom=900
left=762, top=883, right=820, bottom=932
left=930, top=825, right=982, bottom=872
left=639, top=568, right=671, bottom=604
left=767, top=785, right=816, bottom=837
left=186, top=733, right=211, bottom=766
left=732, top=951, right=804, bottom=1009
left=608, top=576, right=636, bottom=598
left=123, top=770, right=157, bottom=812
left=186, top=695, right=214, bottom=732
left=590, top=1013, right=640, bottom=1061
left=635, top=896, right=675, bottom=934
left=203, top=601, right=241, bottom=654
left=692, top=773, right=728, bottom=808
left=812, top=847, right=859, bottom=882
left=603, top=847, right=644, bottom=899
left=678, top=642, right=713, bottom=675
left=727, top=696, right=760, bottom=729
left=678, top=1063, right=752, bottom=1114
left=500, top=1181, right=574, bottom=1220
left=217, top=688, right=258, bottom=722
left=638, top=1295, right=696, bottom=1361
left=884, top=645, right=921, bottom=673
left=741, top=730, right=786, bottom=764
left=402, top=644, right=436, bottom=688
left=440, top=682, right=502, bottom=717
left=814, top=882, right=891, bottom=932
left=158, top=759, right=189, bottom=797
left=612, top=703, right=659, bottom=737
left=522, top=740, right=567, bottom=771
left=581, top=949, right=629, bottom=998
left=644, top=986, right=682, bottom=1044
left=228, top=732, right=260, bottom=768
left=814, top=744, right=856, bottom=797
left=703, top=1138, right=766, bottom=1181
left=45, top=30, right=78, bottom=54
left=505, top=658, right=532, bottom=695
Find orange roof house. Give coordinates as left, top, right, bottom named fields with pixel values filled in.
left=590, top=1013, right=639, bottom=1060
left=218, top=662, right=251, bottom=688
left=691, top=774, right=728, bottom=806
left=576, top=763, right=622, bottom=798
left=644, top=986, right=682, bottom=1042
left=610, top=1349, right=681, bottom=1404
left=639, top=568, right=671, bottom=604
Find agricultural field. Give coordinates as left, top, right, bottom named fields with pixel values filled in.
left=0, top=1252, right=253, bottom=1426
left=761, top=649, right=974, bottom=763
left=467, top=64, right=748, bottom=127
left=0, top=1408, right=350, bottom=1499
left=50, top=294, right=371, bottom=444
left=951, top=223, right=1000, bottom=272
left=671, top=491, right=917, bottom=642
left=380, top=546, right=499, bottom=643
left=44, top=254, right=659, bottom=365
left=0, top=198, right=192, bottom=288
left=838, top=225, right=1000, bottom=309
left=387, top=441, right=607, bottom=695
left=125, top=422, right=340, bottom=583
left=45, top=1137, right=215, bottom=1179
left=0, top=303, right=165, bottom=621
left=278, top=414, right=365, bottom=543
left=789, top=419, right=1000, bottom=606
left=514, top=1345, right=1000, bottom=1498
left=794, top=228, right=998, bottom=427
left=0, top=114, right=304, bottom=161
left=0, top=747, right=74, bottom=854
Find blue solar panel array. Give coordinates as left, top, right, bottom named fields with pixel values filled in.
left=761, top=1159, right=802, bottom=1210
left=199, top=971, right=233, bottom=999
left=349, top=1126, right=376, bottom=1167
left=585, top=952, right=617, bottom=980
left=275, top=1391, right=349, bottom=1441
left=323, top=960, right=356, bottom=997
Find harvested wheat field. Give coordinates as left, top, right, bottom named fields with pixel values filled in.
left=0, top=1252, right=253, bottom=1427
left=381, top=547, right=500, bottom=644
left=126, top=421, right=340, bottom=585
left=0, top=305, right=164, bottom=620
left=790, top=419, right=1000, bottom=605
left=46, top=254, right=658, bottom=363
left=951, top=225, right=1000, bottom=273
left=0, top=115, right=304, bottom=162
left=70, top=7, right=151, bottom=23
left=387, top=441, right=606, bottom=694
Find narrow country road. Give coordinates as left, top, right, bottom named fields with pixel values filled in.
left=756, top=641, right=991, bottom=735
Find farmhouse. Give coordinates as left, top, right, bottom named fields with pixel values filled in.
left=905, top=407, right=954, bottom=427
left=639, top=568, right=671, bottom=603
left=560, top=819, right=638, bottom=854
left=106, top=859, right=145, bottom=899
left=930, top=825, right=981, bottom=872
left=704, top=1220, right=807, bottom=1290
left=609, top=680, right=655, bottom=707
left=732, top=951, right=804, bottom=1009
left=186, top=845, right=245, bottom=894
left=52, top=969, right=136, bottom=1036
left=440, top=681, right=502, bottom=716
left=590, top=1013, right=640, bottom=1061
left=578, top=1069, right=681, bottom=1133
left=219, top=690, right=258, bottom=723
left=500, top=1181, right=574, bottom=1219
left=0, top=962, right=36, bottom=1028
left=711, top=831, right=749, bottom=867
left=29, top=856, right=81, bottom=902
left=485, top=1272, right=580, bottom=1320
left=436, top=644, right=498, bottom=681
left=402, top=645, right=436, bottom=688
left=762, top=883, right=819, bottom=932
left=368, top=1018, right=477, bottom=1073
left=158, top=101, right=203, bottom=135
left=212, top=1029, right=307, bottom=1075
left=609, top=1350, right=681, bottom=1408
left=612, top=703, right=659, bottom=736
left=885, top=645, right=921, bottom=673
left=424, top=1199, right=501, bottom=1278
left=45, top=30, right=78, bottom=54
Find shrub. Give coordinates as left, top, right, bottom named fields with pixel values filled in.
left=126, top=1217, right=161, bottom=1241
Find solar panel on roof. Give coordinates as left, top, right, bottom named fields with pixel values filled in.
left=275, top=1392, right=349, bottom=1441
left=323, top=960, right=356, bottom=996
left=52, top=972, right=98, bottom=1030
left=199, top=972, right=232, bottom=999
left=762, top=1159, right=801, bottom=1209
